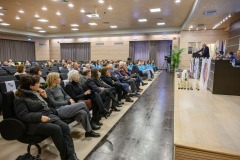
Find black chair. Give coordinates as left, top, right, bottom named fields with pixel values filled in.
left=60, top=73, right=68, bottom=80
left=0, top=80, right=19, bottom=94
left=0, top=91, right=47, bottom=159
left=59, top=69, right=69, bottom=74
left=0, top=75, right=17, bottom=82
left=7, top=69, right=17, bottom=75
left=0, top=70, right=9, bottom=76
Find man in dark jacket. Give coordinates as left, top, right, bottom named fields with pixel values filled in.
left=196, top=43, right=210, bottom=58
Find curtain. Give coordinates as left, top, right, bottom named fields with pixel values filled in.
left=60, top=43, right=90, bottom=61
left=0, top=39, right=35, bottom=61
left=129, top=41, right=149, bottom=61
left=129, top=40, right=171, bottom=69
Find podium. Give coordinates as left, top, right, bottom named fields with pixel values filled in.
left=207, top=60, right=240, bottom=96
left=192, top=52, right=201, bottom=58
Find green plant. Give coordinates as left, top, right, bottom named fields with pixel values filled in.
left=171, top=46, right=183, bottom=70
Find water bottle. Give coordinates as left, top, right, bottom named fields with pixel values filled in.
left=232, top=59, right=235, bottom=67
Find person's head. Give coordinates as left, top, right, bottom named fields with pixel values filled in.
left=85, top=63, right=90, bottom=69
left=16, top=75, right=41, bottom=97
left=46, top=72, right=60, bottom=88
left=115, top=63, right=120, bottom=70
left=68, top=70, right=80, bottom=82
left=91, top=68, right=100, bottom=79
left=202, top=43, right=206, bottom=48
left=17, top=64, right=26, bottom=73
left=8, top=59, right=13, bottom=63
left=229, top=52, right=234, bottom=56
left=107, top=64, right=113, bottom=70
left=30, top=66, right=42, bottom=76
left=100, top=67, right=109, bottom=76
left=219, top=51, right=224, bottom=55
left=82, top=69, right=91, bottom=78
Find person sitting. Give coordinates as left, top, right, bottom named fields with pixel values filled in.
left=227, top=52, right=237, bottom=62
left=2, top=61, right=9, bottom=67
left=85, top=68, right=121, bottom=111
left=8, top=58, right=15, bottom=66
left=45, top=72, right=100, bottom=137
left=30, top=65, right=46, bottom=88
left=14, top=64, right=27, bottom=76
left=14, top=75, right=79, bottom=160
left=235, top=50, right=240, bottom=66
left=64, top=70, right=110, bottom=126
left=25, top=60, right=32, bottom=67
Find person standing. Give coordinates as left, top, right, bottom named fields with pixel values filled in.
left=196, top=43, right=210, bottom=58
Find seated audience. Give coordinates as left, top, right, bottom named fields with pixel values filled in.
left=8, top=59, right=15, bottom=66
left=45, top=72, right=100, bottom=137
left=14, top=75, right=78, bottom=160
left=64, top=70, right=110, bottom=125
left=25, top=60, right=31, bottom=66
left=30, top=65, right=46, bottom=88
left=14, top=64, right=27, bottom=76
left=227, top=52, right=237, bottom=62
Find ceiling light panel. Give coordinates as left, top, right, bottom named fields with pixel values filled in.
left=89, top=23, right=97, bottom=26
left=42, top=7, right=47, bottom=11
left=19, top=10, right=24, bottom=13
left=150, top=8, right=161, bottom=12
left=68, top=3, right=74, bottom=7
left=71, top=28, right=79, bottom=30
left=110, top=25, right=117, bottom=28
left=15, top=16, right=20, bottom=20
left=34, top=14, right=39, bottom=18
left=56, top=11, right=61, bottom=16
left=138, top=19, right=147, bottom=22
left=108, top=6, right=113, bottom=10
left=0, top=13, right=4, bottom=16
left=48, top=26, right=57, bottom=28
left=1, top=23, right=10, bottom=26
left=157, top=22, right=165, bottom=25
left=175, top=0, right=181, bottom=3
left=71, top=24, right=79, bottom=27
left=38, top=30, right=46, bottom=33
left=0, top=19, right=3, bottom=22
left=38, top=19, right=48, bottom=22
left=33, top=27, right=42, bottom=30
left=80, top=9, right=85, bottom=13
left=98, top=0, right=104, bottom=4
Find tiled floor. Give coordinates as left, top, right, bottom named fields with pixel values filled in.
left=85, top=71, right=174, bottom=160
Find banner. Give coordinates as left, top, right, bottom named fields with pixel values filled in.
left=215, top=40, right=219, bottom=53
left=193, top=58, right=199, bottom=79
left=190, top=58, right=194, bottom=73
left=199, top=58, right=211, bottom=89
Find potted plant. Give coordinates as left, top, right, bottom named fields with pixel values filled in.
left=171, top=46, right=183, bottom=71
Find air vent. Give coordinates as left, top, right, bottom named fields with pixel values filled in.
left=114, top=42, right=124, bottom=45
left=203, top=10, right=217, bottom=16
left=95, top=42, right=104, bottom=45
left=197, top=24, right=205, bottom=27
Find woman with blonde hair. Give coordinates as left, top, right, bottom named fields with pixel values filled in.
left=45, top=72, right=100, bottom=137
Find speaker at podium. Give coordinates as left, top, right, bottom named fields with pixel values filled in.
left=192, top=52, right=201, bottom=58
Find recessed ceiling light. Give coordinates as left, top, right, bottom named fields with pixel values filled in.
left=71, top=24, right=79, bottom=27
left=19, top=10, right=24, bottom=13
left=98, top=0, right=104, bottom=4
left=38, top=19, right=48, bottom=22
left=0, top=13, right=4, bottom=16
left=189, top=25, right=193, bottom=28
left=89, top=23, right=97, bottom=26
left=48, top=26, right=57, bottom=28
left=138, top=19, right=147, bottom=22
left=110, top=25, right=117, bottom=28
left=38, top=30, right=46, bottom=33
left=71, top=28, right=79, bottom=31
left=33, top=27, right=42, bottom=30
left=108, top=6, right=113, bottom=10
left=204, top=27, right=207, bottom=30
left=15, top=16, right=20, bottom=20
left=28, top=38, right=31, bottom=41
left=42, top=7, right=47, bottom=11
left=157, top=22, right=165, bottom=25
left=80, top=9, right=85, bottom=13
left=0, top=19, right=3, bottom=22
left=228, top=14, right=231, bottom=17
left=68, top=3, right=74, bottom=7
left=175, top=0, right=181, bottom=3
left=196, top=28, right=198, bottom=30
left=34, top=14, right=39, bottom=18
left=150, top=8, right=161, bottom=12
left=56, top=11, right=61, bottom=16
left=0, top=23, right=10, bottom=26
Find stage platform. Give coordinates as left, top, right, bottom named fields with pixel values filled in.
left=174, top=75, right=240, bottom=160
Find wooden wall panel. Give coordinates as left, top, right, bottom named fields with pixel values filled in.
left=228, top=19, right=240, bottom=53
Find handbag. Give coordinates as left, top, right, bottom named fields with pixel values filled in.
left=16, top=144, right=41, bottom=160
left=79, top=99, right=93, bottom=110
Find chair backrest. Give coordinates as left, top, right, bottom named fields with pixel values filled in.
left=2, top=91, right=15, bottom=119
left=59, top=69, right=69, bottom=74
left=60, top=73, right=68, bottom=80
left=0, top=80, right=19, bottom=94
left=0, top=70, right=9, bottom=76
left=60, top=79, right=69, bottom=88
left=0, top=75, right=17, bottom=82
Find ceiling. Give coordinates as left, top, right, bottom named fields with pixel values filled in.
left=0, top=0, right=239, bottom=38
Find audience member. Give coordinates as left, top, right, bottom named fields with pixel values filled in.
left=14, top=64, right=27, bottom=76
left=45, top=72, right=100, bottom=137
left=14, top=75, right=78, bottom=160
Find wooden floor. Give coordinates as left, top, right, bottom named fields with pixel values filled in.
left=174, top=73, right=240, bottom=160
